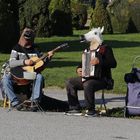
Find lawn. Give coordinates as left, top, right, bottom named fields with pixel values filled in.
left=0, top=30, right=140, bottom=94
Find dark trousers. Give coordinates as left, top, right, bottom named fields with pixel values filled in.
left=65, top=77, right=107, bottom=110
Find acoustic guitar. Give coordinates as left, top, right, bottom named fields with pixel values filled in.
left=10, top=43, right=69, bottom=85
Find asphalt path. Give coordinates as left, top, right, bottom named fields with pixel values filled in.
left=0, top=88, right=139, bottom=140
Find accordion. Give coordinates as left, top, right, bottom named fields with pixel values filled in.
left=82, top=49, right=96, bottom=81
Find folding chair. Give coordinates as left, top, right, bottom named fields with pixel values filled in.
left=3, top=83, right=31, bottom=109
left=98, top=79, right=114, bottom=114
left=3, top=95, right=11, bottom=109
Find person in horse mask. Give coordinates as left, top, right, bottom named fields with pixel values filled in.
left=65, top=27, right=117, bottom=116
left=2, top=27, right=54, bottom=111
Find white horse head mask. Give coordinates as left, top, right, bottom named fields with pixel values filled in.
left=80, top=26, right=104, bottom=45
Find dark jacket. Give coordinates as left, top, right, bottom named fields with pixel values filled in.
left=77, top=44, right=117, bottom=80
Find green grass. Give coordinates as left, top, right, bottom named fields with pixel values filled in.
left=0, top=30, right=140, bottom=94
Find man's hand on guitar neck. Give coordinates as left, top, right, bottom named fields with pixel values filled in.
left=47, top=51, right=54, bottom=59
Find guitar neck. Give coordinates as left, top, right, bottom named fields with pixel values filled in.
left=35, top=44, right=68, bottom=63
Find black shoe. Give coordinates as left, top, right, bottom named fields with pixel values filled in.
left=30, top=106, right=38, bottom=112
left=85, top=110, right=98, bottom=117
left=32, top=99, right=41, bottom=104
left=15, top=104, right=24, bottom=111
left=65, top=109, right=82, bottom=116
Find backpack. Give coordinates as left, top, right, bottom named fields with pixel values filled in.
left=1, top=61, right=10, bottom=77
left=125, top=82, right=140, bottom=116
left=0, top=61, right=10, bottom=99
left=0, top=79, right=5, bottom=99
left=124, top=68, right=140, bottom=83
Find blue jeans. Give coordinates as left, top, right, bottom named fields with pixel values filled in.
left=2, top=73, right=44, bottom=107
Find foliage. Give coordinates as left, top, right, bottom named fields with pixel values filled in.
left=71, top=1, right=87, bottom=29
left=49, top=0, right=73, bottom=36
left=128, top=0, right=140, bottom=32
left=90, top=0, right=113, bottom=34
left=107, top=0, right=131, bottom=33
left=107, top=107, right=140, bottom=119
left=0, top=0, right=19, bottom=53
left=18, top=0, right=51, bottom=37
left=106, top=107, right=124, bottom=117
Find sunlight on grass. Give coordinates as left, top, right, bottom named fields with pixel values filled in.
left=0, top=31, right=140, bottom=94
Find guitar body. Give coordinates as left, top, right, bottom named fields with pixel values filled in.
left=10, top=67, right=31, bottom=85
left=11, top=57, right=45, bottom=85
left=12, top=77, right=31, bottom=86
left=23, top=56, right=44, bottom=73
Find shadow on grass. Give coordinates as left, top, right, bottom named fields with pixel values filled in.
left=36, top=40, right=88, bottom=52
left=105, top=40, right=140, bottom=48
left=36, top=40, right=140, bottom=52
left=47, top=60, right=80, bottom=68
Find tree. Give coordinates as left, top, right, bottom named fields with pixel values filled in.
left=18, top=0, right=51, bottom=37
left=49, top=0, right=73, bottom=36
left=127, top=0, right=140, bottom=32
left=0, top=0, right=19, bottom=53
left=90, top=0, right=113, bottom=34
left=107, top=0, right=131, bottom=33
left=71, top=1, right=87, bottom=29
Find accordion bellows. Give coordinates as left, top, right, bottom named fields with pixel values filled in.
left=82, top=50, right=95, bottom=81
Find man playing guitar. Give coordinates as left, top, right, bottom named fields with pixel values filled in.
left=2, top=27, right=54, bottom=111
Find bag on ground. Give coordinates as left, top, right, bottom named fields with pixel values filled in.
left=125, top=82, right=140, bottom=116
left=124, top=56, right=140, bottom=116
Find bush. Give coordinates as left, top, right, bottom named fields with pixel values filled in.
left=0, top=0, right=19, bottom=53
left=49, top=0, right=73, bottom=36
left=107, top=0, right=130, bottom=33
left=71, top=1, right=87, bottom=29
left=18, top=0, right=51, bottom=37
left=129, top=0, right=140, bottom=32
left=90, top=0, right=113, bottom=34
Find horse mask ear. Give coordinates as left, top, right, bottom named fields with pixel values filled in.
left=100, top=26, right=104, bottom=33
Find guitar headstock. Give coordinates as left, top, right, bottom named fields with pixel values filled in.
left=53, top=43, right=69, bottom=52
left=58, top=43, right=69, bottom=49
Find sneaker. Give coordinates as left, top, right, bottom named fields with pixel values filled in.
left=85, top=110, right=98, bottom=117
left=65, top=109, right=82, bottom=116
